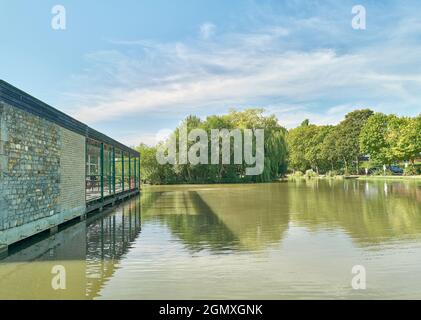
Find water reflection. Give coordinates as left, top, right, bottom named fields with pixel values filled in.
left=141, top=184, right=291, bottom=251
left=0, top=179, right=420, bottom=299
left=0, top=198, right=141, bottom=299
left=142, top=180, right=421, bottom=250
left=287, top=179, right=421, bottom=245
left=0, top=219, right=87, bottom=299
left=141, top=190, right=239, bottom=252
left=85, top=200, right=141, bottom=299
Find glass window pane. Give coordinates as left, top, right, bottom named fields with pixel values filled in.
left=86, top=139, right=102, bottom=202
left=123, top=152, right=130, bottom=191
left=115, top=149, right=123, bottom=194
left=103, top=144, right=113, bottom=197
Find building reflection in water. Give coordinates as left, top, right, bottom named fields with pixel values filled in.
left=0, top=197, right=141, bottom=300
left=85, top=198, right=141, bottom=299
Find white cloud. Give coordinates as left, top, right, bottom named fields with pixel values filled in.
left=126, top=133, right=158, bottom=147
left=65, top=17, right=421, bottom=129
left=109, top=132, right=159, bottom=147
left=199, top=22, right=216, bottom=40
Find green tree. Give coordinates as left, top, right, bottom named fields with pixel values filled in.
left=287, top=122, right=312, bottom=172
left=360, top=113, right=395, bottom=166
left=287, top=122, right=331, bottom=173
left=321, top=127, right=341, bottom=171
left=138, top=109, right=288, bottom=184
left=304, top=125, right=332, bottom=174
left=228, top=109, right=288, bottom=182
left=136, top=143, right=163, bottom=184
left=390, top=115, right=421, bottom=164
left=334, top=109, right=374, bottom=174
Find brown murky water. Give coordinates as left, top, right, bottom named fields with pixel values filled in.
left=1, top=179, right=420, bottom=299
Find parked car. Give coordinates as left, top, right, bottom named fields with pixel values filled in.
left=388, top=165, right=404, bottom=175
left=366, top=165, right=403, bottom=175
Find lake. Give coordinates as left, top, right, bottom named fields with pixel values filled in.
left=0, top=179, right=420, bottom=299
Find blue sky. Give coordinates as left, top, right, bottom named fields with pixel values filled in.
left=1, top=0, right=420, bottom=146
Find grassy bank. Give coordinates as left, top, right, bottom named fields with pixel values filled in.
left=287, top=174, right=421, bottom=181
left=356, top=175, right=421, bottom=181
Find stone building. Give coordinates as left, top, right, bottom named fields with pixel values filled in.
left=0, top=80, right=140, bottom=257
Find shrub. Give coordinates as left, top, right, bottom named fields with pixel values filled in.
left=305, top=169, right=318, bottom=178
left=292, top=170, right=304, bottom=177
left=326, top=170, right=339, bottom=177
left=368, top=167, right=394, bottom=176
left=404, top=165, right=420, bottom=176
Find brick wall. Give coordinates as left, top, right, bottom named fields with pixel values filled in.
left=58, top=127, right=86, bottom=217
left=0, top=102, right=86, bottom=246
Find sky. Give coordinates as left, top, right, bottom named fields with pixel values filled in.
left=1, top=0, right=420, bottom=147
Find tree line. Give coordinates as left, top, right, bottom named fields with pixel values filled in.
left=287, top=109, right=421, bottom=176
left=137, top=108, right=420, bottom=184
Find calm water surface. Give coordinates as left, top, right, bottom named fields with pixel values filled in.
left=1, top=179, right=420, bottom=299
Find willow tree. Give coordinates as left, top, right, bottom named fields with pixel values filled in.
left=226, top=109, right=288, bottom=182
left=137, top=109, right=288, bottom=184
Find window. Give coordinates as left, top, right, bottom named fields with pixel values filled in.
left=137, top=157, right=141, bottom=186
left=86, top=139, right=102, bottom=201
left=103, top=144, right=113, bottom=197
left=86, top=141, right=138, bottom=203
left=130, top=155, right=136, bottom=190
left=115, top=149, right=123, bottom=194
left=123, top=152, right=130, bottom=191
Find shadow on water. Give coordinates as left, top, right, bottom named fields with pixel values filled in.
left=141, top=189, right=239, bottom=253
left=141, top=183, right=291, bottom=252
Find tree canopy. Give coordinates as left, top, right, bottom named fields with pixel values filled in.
left=137, top=109, right=288, bottom=184
left=288, top=109, right=420, bottom=175
left=138, top=108, right=420, bottom=183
